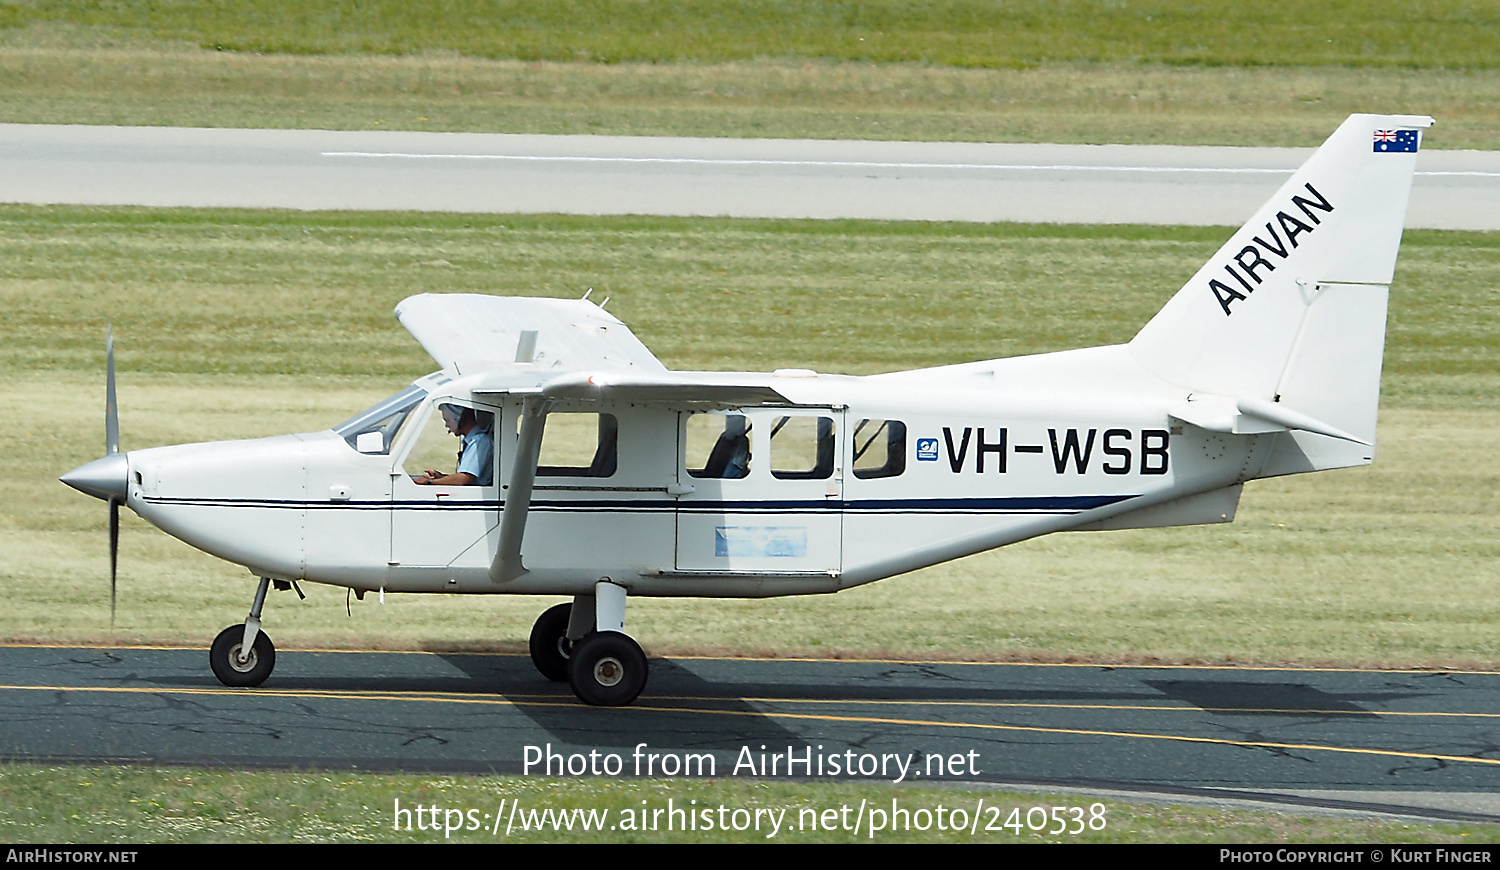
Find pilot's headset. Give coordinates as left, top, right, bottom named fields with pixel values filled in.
left=439, top=403, right=475, bottom=428
left=439, top=403, right=476, bottom=465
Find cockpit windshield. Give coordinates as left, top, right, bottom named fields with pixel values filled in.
left=333, top=385, right=427, bottom=454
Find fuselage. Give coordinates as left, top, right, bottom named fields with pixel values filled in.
left=116, top=343, right=1304, bottom=598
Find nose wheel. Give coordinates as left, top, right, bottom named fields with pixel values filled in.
left=210, top=623, right=276, bottom=687
left=209, top=575, right=278, bottom=688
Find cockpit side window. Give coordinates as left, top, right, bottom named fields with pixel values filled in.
left=403, top=400, right=498, bottom=486
left=334, top=385, right=427, bottom=454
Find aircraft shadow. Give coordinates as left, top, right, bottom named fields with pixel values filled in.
left=113, top=653, right=1437, bottom=752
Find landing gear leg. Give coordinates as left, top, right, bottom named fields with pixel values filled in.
left=567, top=580, right=648, bottom=706
left=209, top=576, right=277, bottom=687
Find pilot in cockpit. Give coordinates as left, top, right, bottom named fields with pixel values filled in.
left=413, top=404, right=494, bottom=486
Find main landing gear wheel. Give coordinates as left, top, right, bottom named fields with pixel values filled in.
left=567, top=631, right=648, bottom=707
left=210, top=624, right=276, bottom=687
left=529, top=603, right=576, bottom=682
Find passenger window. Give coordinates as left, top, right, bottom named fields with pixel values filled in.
left=771, top=415, right=835, bottom=480
left=686, top=413, right=752, bottom=479
left=536, top=413, right=618, bottom=477
left=853, top=419, right=906, bottom=480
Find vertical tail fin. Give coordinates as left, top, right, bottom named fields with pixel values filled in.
left=1129, top=113, right=1431, bottom=454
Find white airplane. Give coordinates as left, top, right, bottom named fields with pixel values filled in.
left=62, top=113, right=1431, bottom=706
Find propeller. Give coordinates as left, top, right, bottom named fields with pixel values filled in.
left=106, top=326, right=119, bottom=627
left=106, top=326, right=118, bottom=456
left=59, top=326, right=129, bottom=628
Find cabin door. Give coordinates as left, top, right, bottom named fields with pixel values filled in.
left=674, top=409, right=844, bottom=574
left=389, top=398, right=501, bottom=568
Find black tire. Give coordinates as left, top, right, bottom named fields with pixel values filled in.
left=529, top=603, right=577, bottom=682
left=567, top=632, right=648, bottom=707
left=210, top=624, right=275, bottom=687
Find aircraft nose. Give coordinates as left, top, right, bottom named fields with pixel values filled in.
left=60, top=453, right=129, bottom=502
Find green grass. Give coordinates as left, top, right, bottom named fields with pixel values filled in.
left=4, top=209, right=1494, bottom=392
left=5, top=0, right=1498, bottom=68
left=1, top=206, right=1495, bottom=665
left=1, top=12, right=1497, bottom=146
left=2, top=765, right=1495, bottom=843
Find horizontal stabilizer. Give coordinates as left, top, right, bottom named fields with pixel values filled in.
left=1169, top=395, right=1370, bottom=445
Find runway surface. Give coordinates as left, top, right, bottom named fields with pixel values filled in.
left=3, top=124, right=1497, bottom=229
left=4, top=646, right=1497, bottom=821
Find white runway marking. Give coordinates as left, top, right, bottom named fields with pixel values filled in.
left=321, top=152, right=1295, bottom=173
left=320, top=151, right=1500, bottom=178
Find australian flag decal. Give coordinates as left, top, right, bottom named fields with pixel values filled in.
left=1373, top=129, right=1419, bottom=153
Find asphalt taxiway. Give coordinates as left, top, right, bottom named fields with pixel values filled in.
left=3, top=646, right=1496, bottom=821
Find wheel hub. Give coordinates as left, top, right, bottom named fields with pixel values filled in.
left=593, top=656, right=624, bottom=687
left=230, top=644, right=258, bottom=672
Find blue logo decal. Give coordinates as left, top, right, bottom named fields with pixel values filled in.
left=716, top=527, right=807, bottom=558
left=916, top=438, right=939, bottom=461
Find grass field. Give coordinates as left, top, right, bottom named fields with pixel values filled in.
left=3, top=207, right=1495, bottom=666
left=1, top=7, right=1497, bottom=146
left=6, top=0, right=1498, bottom=67
left=5, top=764, right=1495, bottom=843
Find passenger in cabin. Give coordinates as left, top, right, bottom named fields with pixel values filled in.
left=704, top=416, right=751, bottom=479
left=414, top=404, right=494, bottom=486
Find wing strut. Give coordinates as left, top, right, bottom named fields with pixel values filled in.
left=490, top=396, right=552, bottom=583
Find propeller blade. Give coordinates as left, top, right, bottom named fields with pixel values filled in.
left=107, top=327, right=120, bottom=627
left=105, top=325, right=119, bottom=456
left=109, top=498, right=119, bottom=628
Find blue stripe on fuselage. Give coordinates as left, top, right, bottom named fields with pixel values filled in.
left=140, top=493, right=1138, bottom=514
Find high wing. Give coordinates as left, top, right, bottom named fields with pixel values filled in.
left=523, top=370, right=792, bottom=408
left=398, top=292, right=800, bottom=406
left=395, top=293, right=667, bottom=375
